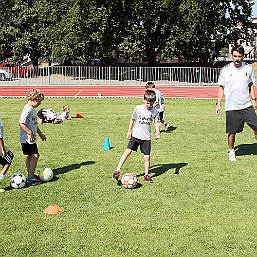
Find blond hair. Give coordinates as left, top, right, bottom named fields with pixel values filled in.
left=27, top=89, right=44, bottom=101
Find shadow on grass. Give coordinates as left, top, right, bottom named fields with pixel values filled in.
left=137, top=162, right=188, bottom=178
left=117, top=180, right=143, bottom=189
left=53, top=161, right=95, bottom=175
left=235, top=143, right=257, bottom=156
left=3, top=161, right=95, bottom=191
left=3, top=176, right=61, bottom=191
left=160, top=125, right=177, bottom=133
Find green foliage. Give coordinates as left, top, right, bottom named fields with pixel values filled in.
left=0, top=97, right=257, bottom=256
left=0, top=0, right=255, bottom=65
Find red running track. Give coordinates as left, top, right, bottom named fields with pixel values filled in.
left=0, top=85, right=221, bottom=98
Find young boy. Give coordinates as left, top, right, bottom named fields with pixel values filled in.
left=37, top=108, right=62, bottom=124
left=19, top=89, right=47, bottom=183
left=112, top=90, right=160, bottom=183
left=37, top=105, right=71, bottom=124
left=0, top=115, right=14, bottom=182
left=145, top=81, right=171, bottom=131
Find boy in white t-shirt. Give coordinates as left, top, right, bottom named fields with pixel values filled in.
left=145, top=82, right=171, bottom=131
left=37, top=105, right=71, bottom=124
left=216, top=45, right=257, bottom=161
left=0, top=115, right=14, bottom=182
left=19, top=89, right=47, bottom=183
left=112, top=90, right=160, bottom=183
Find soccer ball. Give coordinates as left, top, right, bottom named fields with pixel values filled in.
left=10, top=173, right=26, bottom=189
left=39, top=167, right=54, bottom=182
left=121, top=173, right=138, bottom=189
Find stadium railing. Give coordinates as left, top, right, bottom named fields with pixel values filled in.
left=0, top=66, right=221, bottom=86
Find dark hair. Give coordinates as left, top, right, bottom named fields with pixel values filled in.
left=231, top=45, right=245, bottom=55
left=144, top=89, right=156, bottom=102
left=145, top=81, right=155, bottom=89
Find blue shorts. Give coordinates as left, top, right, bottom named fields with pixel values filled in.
left=127, top=137, right=151, bottom=155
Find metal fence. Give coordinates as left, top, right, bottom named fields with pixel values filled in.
left=0, top=66, right=221, bottom=86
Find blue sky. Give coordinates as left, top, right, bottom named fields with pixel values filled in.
left=253, top=0, right=257, bottom=17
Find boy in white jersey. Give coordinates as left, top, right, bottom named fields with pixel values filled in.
left=37, top=105, right=71, bottom=124
left=19, top=89, right=47, bottom=183
left=112, top=90, right=160, bottom=182
left=0, top=115, right=14, bottom=182
left=145, top=82, right=171, bottom=131
left=216, top=45, right=257, bottom=161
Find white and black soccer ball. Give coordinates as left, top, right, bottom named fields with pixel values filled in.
left=121, top=173, right=138, bottom=189
left=10, top=173, right=26, bottom=189
left=39, top=167, right=53, bottom=182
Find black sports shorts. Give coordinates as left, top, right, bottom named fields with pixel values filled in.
left=226, top=106, right=257, bottom=134
left=0, top=150, right=14, bottom=166
left=127, top=137, right=151, bottom=155
left=21, top=142, right=39, bottom=155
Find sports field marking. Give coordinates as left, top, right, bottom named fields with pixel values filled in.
left=75, top=89, right=84, bottom=96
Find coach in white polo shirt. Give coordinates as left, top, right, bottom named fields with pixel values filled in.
left=216, top=45, right=257, bottom=161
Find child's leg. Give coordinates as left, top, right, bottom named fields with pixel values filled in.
left=1, top=163, right=10, bottom=175
left=143, top=154, right=150, bottom=176
left=116, top=149, right=132, bottom=171
left=26, top=153, right=40, bottom=177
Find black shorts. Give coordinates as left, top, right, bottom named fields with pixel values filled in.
left=127, top=137, right=151, bottom=155
left=226, top=106, right=257, bottom=134
left=0, top=150, right=14, bottom=166
left=159, top=111, right=164, bottom=121
left=21, top=143, right=38, bottom=155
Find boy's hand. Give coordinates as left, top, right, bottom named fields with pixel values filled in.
left=127, top=131, right=132, bottom=139
left=155, top=132, right=160, bottom=140
left=1, top=148, right=6, bottom=157
left=28, top=133, right=35, bottom=142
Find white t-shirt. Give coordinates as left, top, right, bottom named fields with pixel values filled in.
left=19, top=104, right=38, bottom=144
left=42, top=109, right=59, bottom=121
left=57, top=112, right=69, bottom=120
left=154, top=89, right=165, bottom=112
left=131, top=105, right=160, bottom=140
left=218, top=62, right=255, bottom=111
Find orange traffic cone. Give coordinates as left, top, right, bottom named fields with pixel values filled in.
left=43, top=204, right=63, bottom=214
left=76, top=113, right=84, bottom=118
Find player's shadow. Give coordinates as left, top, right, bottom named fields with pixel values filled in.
left=160, top=125, right=177, bottom=133
left=137, top=162, right=188, bottom=178
left=53, top=161, right=95, bottom=175
left=235, top=143, right=257, bottom=156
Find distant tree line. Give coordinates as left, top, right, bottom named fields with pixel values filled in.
left=0, top=0, right=255, bottom=66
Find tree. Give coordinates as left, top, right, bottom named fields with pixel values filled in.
left=118, top=0, right=180, bottom=65
left=164, top=0, right=254, bottom=62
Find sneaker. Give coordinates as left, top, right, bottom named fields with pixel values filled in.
left=27, top=176, right=42, bottom=183
left=228, top=149, right=236, bottom=161
left=112, top=171, right=120, bottom=180
left=0, top=174, right=4, bottom=181
left=144, top=174, right=153, bottom=183
left=165, top=124, right=171, bottom=132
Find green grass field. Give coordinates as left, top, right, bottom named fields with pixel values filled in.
left=0, top=97, right=257, bottom=257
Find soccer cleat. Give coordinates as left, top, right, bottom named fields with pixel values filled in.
left=27, top=176, right=42, bottom=183
left=112, top=170, right=120, bottom=180
left=144, top=174, right=153, bottom=183
left=228, top=149, right=236, bottom=161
